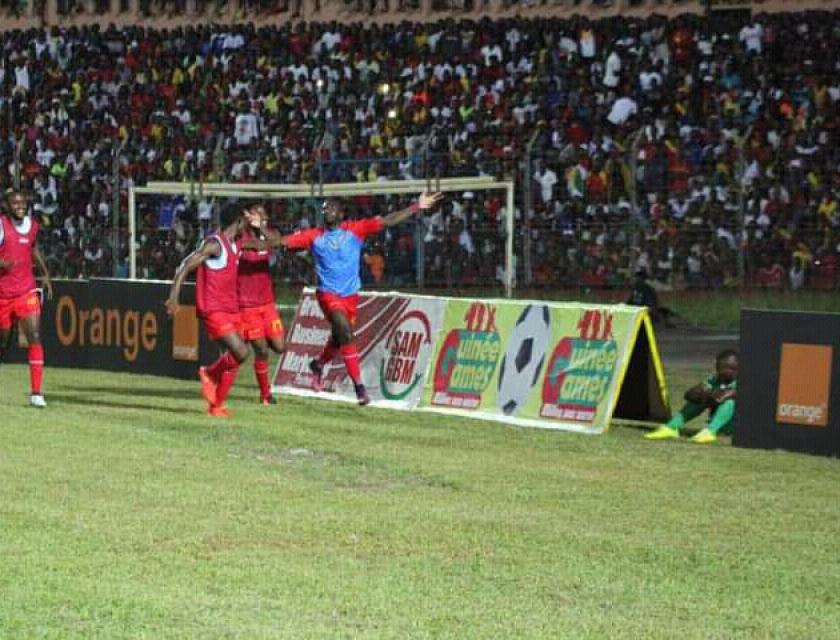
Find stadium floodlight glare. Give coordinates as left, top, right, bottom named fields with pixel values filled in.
left=129, top=178, right=516, bottom=296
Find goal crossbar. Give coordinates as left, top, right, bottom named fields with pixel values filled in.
left=146, top=177, right=499, bottom=194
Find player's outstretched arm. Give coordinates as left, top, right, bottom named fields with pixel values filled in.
left=165, top=239, right=221, bottom=317
left=32, top=245, right=54, bottom=301
left=381, top=192, right=444, bottom=228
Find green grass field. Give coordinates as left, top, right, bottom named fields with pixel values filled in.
left=2, top=361, right=839, bottom=639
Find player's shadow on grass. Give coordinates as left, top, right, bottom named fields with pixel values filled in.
left=48, top=392, right=197, bottom=415
left=60, top=384, right=195, bottom=400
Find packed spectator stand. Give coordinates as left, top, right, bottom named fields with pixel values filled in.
left=1, top=0, right=839, bottom=291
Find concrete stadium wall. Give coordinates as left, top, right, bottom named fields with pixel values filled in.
left=1, top=0, right=838, bottom=30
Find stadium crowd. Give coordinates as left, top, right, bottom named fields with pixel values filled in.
left=1, top=8, right=839, bottom=289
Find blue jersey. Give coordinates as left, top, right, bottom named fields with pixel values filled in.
left=285, top=218, right=384, bottom=296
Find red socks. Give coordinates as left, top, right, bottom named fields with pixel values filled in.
left=207, top=351, right=238, bottom=381
left=318, top=342, right=339, bottom=367
left=254, top=357, right=270, bottom=400
left=340, top=344, right=362, bottom=385
left=206, top=351, right=240, bottom=407
left=216, top=365, right=240, bottom=407
left=28, top=344, right=44, bottom=394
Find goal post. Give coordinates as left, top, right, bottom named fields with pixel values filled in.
left=128, top=178, right=517, bottom=297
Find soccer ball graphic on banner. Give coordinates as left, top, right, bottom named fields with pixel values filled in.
left=496, top=305, right=551, bottom=416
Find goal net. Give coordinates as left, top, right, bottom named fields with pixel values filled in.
left=127, top=178, right=516, bottom=297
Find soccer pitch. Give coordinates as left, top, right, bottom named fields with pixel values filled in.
left=1, top=362, right=839, bottom=638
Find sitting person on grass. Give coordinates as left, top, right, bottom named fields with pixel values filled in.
left=645, top=349, right=738, bottom=444
left=626, top=269, right=676, bottom=327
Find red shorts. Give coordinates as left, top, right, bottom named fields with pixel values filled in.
left=240, top=303, right=284, bottom=341
left=0, top=290, right=41, bottom=330
left=316, top=291, right=359, bottom=326
left=202, top=311, right=241, bottom=342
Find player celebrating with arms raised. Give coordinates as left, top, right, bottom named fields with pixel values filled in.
left=166, top=206, right=259, bottom=417
left=238, top=204, right=285, bottom=405
left=0, top=191, right=53, bottom=408
left=252, top=192, right=443, bottom=405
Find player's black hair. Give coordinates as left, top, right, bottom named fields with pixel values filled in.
left=4, top=189, right=28, bottom=201
left=716, top=349, right=738, bottom=362
left=219, top=201, right=243, bottom=228
left=321, top=198, right=345, bottom=214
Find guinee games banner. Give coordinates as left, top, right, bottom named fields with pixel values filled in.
left=274, top=290, right=665, bottom=434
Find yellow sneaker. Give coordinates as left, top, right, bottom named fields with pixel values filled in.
left=645, top=426, right=680, bottom=440
left=690, top=429, right=717, bottom=444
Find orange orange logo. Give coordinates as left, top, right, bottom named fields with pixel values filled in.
left=173, top=305, right=199, bottom=361
left=776, top=343, right=833, bottom=427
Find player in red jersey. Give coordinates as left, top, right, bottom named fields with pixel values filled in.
left=0, top=191, right=53, bottom=408
left=237, top=204, right=285, bottom=405
left=165, top=206, right=259, bottom=418
left=251, top=192, right=442, bottom=405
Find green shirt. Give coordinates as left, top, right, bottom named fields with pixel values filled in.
left=703, top=375, right=737, bottom=392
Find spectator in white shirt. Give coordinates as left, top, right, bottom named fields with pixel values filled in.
left=603, top=49, right=621, bottom=88
left=480, top=43, right=502, bottom=66
left=579, top=26, right=596, bottom=59
left=15, top=61, right=30, bottom=93
left=459, top=227, right=475, bottom=257
left=534, top=166, right=558, bottom=204
left=739, top=22, right=763, bottom=55
left=234, top=110, right=260, bottom=147
left=607, top=96, right=638, bottom=126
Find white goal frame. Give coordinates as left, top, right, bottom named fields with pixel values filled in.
left=128, top=177, right=516, bottom=297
